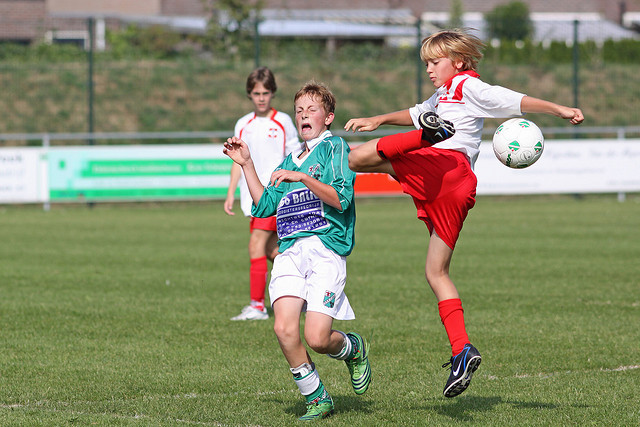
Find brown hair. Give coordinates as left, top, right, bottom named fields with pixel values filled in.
left=294, top=81, right=336, bottom=129
left=246, top=66, right=277, bottom=94
left=420, top=29, right=485, bottom=71
left=294, top=81, right=336, bottom=114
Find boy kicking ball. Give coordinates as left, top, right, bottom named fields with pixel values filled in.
left=224, top=81, right=371, bottom=420
left=346, top=29, right=583, bottom=398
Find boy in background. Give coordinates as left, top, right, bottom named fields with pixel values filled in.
left=224, top=67, right=300, bottom=321
left=224, top=81, right=371, bottom=420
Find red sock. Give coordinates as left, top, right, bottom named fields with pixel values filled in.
left=438, top=298, right=470, bottom=356
left=376, top=130, right=431, bottom=159
left=249, top=256, right=268, bottom=310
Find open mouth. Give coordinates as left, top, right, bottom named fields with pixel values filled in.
left=301, top=123, right=312, bottom=131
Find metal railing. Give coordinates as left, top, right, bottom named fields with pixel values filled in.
left=2, top=126, right=640, bottom=146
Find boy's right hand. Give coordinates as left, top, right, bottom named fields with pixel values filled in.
left=223, top=136, right=252, bottom=166
left=344, top=117, right=380, bottom=133
left=223, top=195, right=235, bottom=215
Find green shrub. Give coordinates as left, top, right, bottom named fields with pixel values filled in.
left=603, top=39, right=640, bottom=63
left=485, top=1, right=533, bottom=41
left=0, top=41, right=85, bottom=62
left=106, top=25, right=183, bottom=59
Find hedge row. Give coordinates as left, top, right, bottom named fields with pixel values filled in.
left=1, top=31, right=639, bottom=64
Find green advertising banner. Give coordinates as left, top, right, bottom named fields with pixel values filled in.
left=48, top=144, right=235, bottom=201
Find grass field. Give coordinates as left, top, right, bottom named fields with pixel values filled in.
left=3, top=59, right=640, bottom=136
left=0, top=195, right=639, bottom=426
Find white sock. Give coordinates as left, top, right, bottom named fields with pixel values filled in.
left=290, top=362, right=320, bottom=396
left=327, top=331, right=352, bottom=360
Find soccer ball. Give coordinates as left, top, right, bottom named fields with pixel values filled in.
left=492, top=118, right=544, bottom=168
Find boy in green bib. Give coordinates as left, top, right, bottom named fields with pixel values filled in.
left=223, top=81, right=371, bottom=421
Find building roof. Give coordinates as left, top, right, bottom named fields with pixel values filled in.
left=423, top=12, right=639, bottom=43
left=259, top=8, right=417, bottom=25
left=116, top=9, right=427, bottom=41
left=53, top=9, right=637, bottom=44
left=257, top=10, right=422, bottom=39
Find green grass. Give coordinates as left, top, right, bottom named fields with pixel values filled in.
left=2, top=56, right=639, bottom=136
left=1, top=195, right=639, bottom=425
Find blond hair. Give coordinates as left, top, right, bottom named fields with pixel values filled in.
left=420, top=29, right=485, bottom=71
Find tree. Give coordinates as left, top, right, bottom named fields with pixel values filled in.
left=448, top=0, right=464, bottom=29
left=201, top=0, right=264, bottom=57
left=484, top=1, right=533, bottom=41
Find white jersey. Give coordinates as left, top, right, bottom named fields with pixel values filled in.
left=409, top=70, right=525, bottom=168
left=234, top=108, right=300, bottom=216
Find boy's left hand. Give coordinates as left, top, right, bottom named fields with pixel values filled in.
left=561, top=107, right=584, bottom=125
left=270, top=169, right=305, bottom=187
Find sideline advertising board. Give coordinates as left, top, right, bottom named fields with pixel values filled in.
left=1, top=139, right=638, bottom=205
left=46, top=144, right=232, bottom=202
left=0, top=148, right=48, bottom=203
left=353, top=139, right=640, bottom=196
left=474, top=139, right=640, bottom=195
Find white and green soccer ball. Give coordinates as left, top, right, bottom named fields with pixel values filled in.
left=492, top=118, right=544, bottom=169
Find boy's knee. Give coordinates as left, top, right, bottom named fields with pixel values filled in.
left=348, top=139, right=383, bottom=172
left=425, top=265, right=448, bottom=286
left=304, top=331, right=331, bottom=354
left=348, top=149, right=365, bottom=172
left=273, top=320, right=296, bottom=342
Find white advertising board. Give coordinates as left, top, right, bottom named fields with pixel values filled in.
left=1, top=139, right=638, bottom=205
left=474, top=139, right=640, bottom=195
left=0, top=148, right=48, bottom=203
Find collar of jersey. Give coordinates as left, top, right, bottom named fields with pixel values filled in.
left=304, top=130, right=332, bottom=151
left=253, top=108, right=277, bottom=120
left=443, top=70, right=480, bottom=90
left=294, top=130, right=332, bottom=167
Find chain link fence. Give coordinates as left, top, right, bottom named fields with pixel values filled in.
left=2, top=15, right=640, bottom=143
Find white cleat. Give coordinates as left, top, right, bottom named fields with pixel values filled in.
left=230, top=305, right=269, bottom=321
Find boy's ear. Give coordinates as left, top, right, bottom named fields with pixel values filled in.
left=454, top=60, right=465, bottom=71
left=324, top=112, right=335, bottom=126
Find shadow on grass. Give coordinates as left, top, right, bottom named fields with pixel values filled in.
left=280, top=394, right=375, bottom=418
left=426, top=396, right=559, bottom=422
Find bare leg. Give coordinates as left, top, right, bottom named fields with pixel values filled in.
left=304, top=311, right=345, bottom=355
left=425, top=231, right=470, bottom=358
left=349, top=138, right=395, bottom=174
left=248, top=228, right=273, bottom=259
left=272, top=298, right=345, bottom=367
left=272, top=296, right=312, bottom=367
left=265, top=230, right=279, bottom=261
left=424, top=231, right=459, bottom=301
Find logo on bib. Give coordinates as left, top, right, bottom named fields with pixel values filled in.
left=323, top=291, right=336, bottom=308
left=308, top=164, right=321, bottom=180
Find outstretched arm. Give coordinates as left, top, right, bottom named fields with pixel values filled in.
left=222, top=136, right=264, bottom=204
left=521, top=96, right=584, bottom=125
left=344, top=109, right=413, bottom=132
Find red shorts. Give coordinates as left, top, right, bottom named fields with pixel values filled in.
left=250, top=215, right=277, bottom=233
left=378, top=131, right=477, bottom=250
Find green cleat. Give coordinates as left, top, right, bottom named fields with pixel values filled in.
left=298, top=396, right=334, bottom=421
left=345, top=332, right=372, bottom=395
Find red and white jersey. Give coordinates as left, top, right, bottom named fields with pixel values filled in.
left=409, top=70, right=525, bottom=168
left=234, top=108, right=300, bottom=216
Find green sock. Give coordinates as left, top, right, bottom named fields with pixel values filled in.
left=305, top=380, right=331, bottom=404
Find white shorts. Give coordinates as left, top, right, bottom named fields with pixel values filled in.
left=269, top=235, right=355, bottom=320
